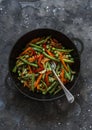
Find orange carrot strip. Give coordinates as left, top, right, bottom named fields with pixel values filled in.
left=50, top=39, right=56, bottom=46
left=28, top=57, right=35, bottom=62
left=37, top=84, right=40, bottom=89
left=20, top=47, right=33, bottom=55
left=34, top=74, right=43, bottom=88
left=46, top=49, right=54, bottom=57
left=28, top=65, right=32, bottom=74
left=41, top=58, right=50, bottom=65
left=52, top=38, right=58, bottom=43
left=61, top=59, right=69, bottom=72
left=24, top=81, right=29, bottom=87
left=60, top=69, right=67, bottom=84
left=31, top=37, right=41, bottom=43
left=59, top=53, right=69, bottom=72
left=28, top=54, right=41, bottom=62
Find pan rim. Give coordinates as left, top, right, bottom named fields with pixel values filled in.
left=8, top=28, right=81, bottom=101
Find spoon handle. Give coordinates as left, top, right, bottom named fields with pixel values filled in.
left=52, top=69, right=74, bottom=103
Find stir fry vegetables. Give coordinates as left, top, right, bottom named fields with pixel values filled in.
left=13, top=36, right=76, bottom=95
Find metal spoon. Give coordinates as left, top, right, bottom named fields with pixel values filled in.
left=50, top=62, right=74, bottom=103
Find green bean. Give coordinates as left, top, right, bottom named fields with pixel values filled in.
left=12, top=62, right=24, bottom=73
left=42, top=81, right=56, bottom=95
left=36, top=36, right=51, bottom=45
left=36, top=39, right=45, bottom=44
left=67, top=64, right=72, bottom=72
left=32, top=46, right=60, bottom=62
left=41, top=80, right=47, bottom=88
left=65, top=70, right=71, bottom=80
left=46, top=62, right=51, bottom=71
left=30, top=42, right=60, bottom=62
left=20, top=76, right=30, bottom=80
left=55, top=48, right=74, bottom=52
left=22, top=73, right=38, bottom=79
left=32, top=47, right=43, bottom=53
left=12, top=66, right=17, bottom=73
left=56, top=64, right=61, bottom=74
left=49, top=81, right=59, bottom=94
left=19, top=57, right=38, bottom=67
left=53, top=87, right=61, bottom=95
left=22, top=70, right=27, bottom=76
left=43, top=51, right=59, bottom=62
left=39, top=88, right=46, bottom=93
left=44, top=36, right=51, bottom=42
left=55, top=53, right=59, bottom=57
left=30, top=43, right=43, bottom=49
left=52, top=47, right=56, bottom=51
left=63, top=59, right=74, bottom=63
left=46, top=81, right=57, bottom=93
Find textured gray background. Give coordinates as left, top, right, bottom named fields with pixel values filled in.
left=0, top=0, right=92, bottom=130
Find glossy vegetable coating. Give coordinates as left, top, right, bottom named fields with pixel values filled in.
left=13, top=36, right=76, bottom=95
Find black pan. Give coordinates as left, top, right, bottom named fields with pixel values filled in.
left=8, top=28, right=83, bottom=101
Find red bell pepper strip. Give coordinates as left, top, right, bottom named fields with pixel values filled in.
left=33, top=54, right=44, bottom=73
left=45, top=70, right=52, bottom=86
left=42, top=43, right=46, bottom=50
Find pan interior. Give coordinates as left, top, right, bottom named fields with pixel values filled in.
left=9, top=29, right=80, bottom=101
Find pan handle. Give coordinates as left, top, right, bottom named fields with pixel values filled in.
left=71, top=38, right=84, bottom=55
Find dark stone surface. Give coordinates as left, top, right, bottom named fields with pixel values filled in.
left=0, top=0, right=92, bottom=129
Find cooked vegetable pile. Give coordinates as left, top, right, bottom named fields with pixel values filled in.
left=13, top=36, right=76, bottom=95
